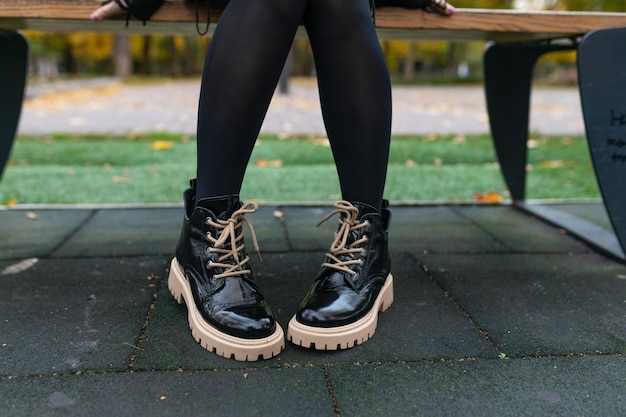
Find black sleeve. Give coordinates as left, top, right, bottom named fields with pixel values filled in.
left=375, top=0, right=431, bottom=9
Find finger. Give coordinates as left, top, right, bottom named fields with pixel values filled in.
left=90, top=1, right=125, bottom=21
left=426, top=0, right=455, bottom=16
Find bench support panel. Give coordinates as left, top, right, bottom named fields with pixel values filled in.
left=484, top=38, right=626, bottom=260
left=0, top=30, right=27, bottom=182
left=484, top=40, right=576, bottom=201
left=578, top=26, right=626, bottom=257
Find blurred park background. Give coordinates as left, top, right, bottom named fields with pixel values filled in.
left=2, top=0, right=624, bottom=205
left=24, top=1, right=625, bottom=84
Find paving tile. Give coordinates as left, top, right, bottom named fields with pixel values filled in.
left=53, top=206, right=289, bottom=258
left=389, top=205, right=510, bottom=254
left=453, top=205, right=591, bottom=253
left=281, top=205, right=343, bottom=251
left=328, top=354, right=626, bottom=417
left=0, top=257, right=165, bottom=376
left=134, top=252, right=495, bottom=371
left=247, top=205, right=292, bottom=252
left=0, top=209, right=93, bottom=260
left=0, top=366, right=334, bottom=417
left=52, top=208, right=180, bottom=258
left=282, top=204, right=513, bottom=255
left=418, top=253, right=626, bottom=357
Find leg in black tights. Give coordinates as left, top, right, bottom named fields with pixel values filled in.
left=195, top=0, right=306, bottom=199
left=304, top=0, right=391, bottom=213
left=196, top=0, right=391, bottom=213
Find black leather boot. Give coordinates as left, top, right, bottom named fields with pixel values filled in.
left=287, top=200, right=393, bottom=350
left=168, top=180, right=284, bottom=361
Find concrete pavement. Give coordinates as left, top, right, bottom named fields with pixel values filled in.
left=1, top=202, right=625, bottom=416
left=18, top=77, right=585, bottom=136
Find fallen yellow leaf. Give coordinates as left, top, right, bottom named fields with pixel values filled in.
left=452, top=135, right=466, bottom=144
left=255, top=159, right=283, bottom=167
left=539, top=160, right=575, bottom=169
left=474, top=191, right=503, bottom=203
left=150, top=140, right=175, bottom=151
left=113, top=176, right=133, bottom=184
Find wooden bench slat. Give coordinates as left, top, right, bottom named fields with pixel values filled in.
left=2, top=2, right=626, bottom=41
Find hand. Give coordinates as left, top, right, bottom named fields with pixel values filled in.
left=426, top=0, right=455, bottom=16
left=90, top=0, right=126, bottom=21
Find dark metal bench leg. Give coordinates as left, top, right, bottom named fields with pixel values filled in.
left=483, top=41, right=575, bottom=201
left=578, top=26, right=626, bottom=255
left=0, top=30, right=28, bottom=182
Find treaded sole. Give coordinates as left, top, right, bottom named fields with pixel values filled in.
left=168, top=258, right=285, bottom=361
left=286, top=274, right=394, bottom=350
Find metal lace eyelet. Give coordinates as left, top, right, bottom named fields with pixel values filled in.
left=206, top=231, right=212, bottom=239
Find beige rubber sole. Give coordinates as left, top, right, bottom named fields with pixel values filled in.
left=287, top=274, right=394, bottom=350
left=168, top=258, right=285, bottom=361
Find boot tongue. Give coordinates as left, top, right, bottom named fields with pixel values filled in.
left=196, top=195, right=241, bottom=219
left=350, top=201, right=379, bottom=220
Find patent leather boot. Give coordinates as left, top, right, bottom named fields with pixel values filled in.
left=168, top=181, right=284, bottom=361
left=287, top=200, right=393, bottom=350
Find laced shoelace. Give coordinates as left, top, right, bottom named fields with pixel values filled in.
left=205, top=202, right=262, bottom=279
left=318, top=201, right=370, bottom=277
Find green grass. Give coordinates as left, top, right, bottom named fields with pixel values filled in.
left=0, top=133, right=601, bottom=205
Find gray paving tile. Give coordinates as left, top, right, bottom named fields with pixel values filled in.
left=53, top=206, right=289, bottom=258
left=246, top=205, right=292, bottom=252
left=389, top=205, right=510, bottom=254
left=419, top=253, right=626, bottom=357
left=282, top=204, right=513, bottom=255
left=0, top=366, right=334, bottom=417
left=281, top=205, right=343, bottom=251
left=52, top=208, right=180, bottom=258
left=453, top=205, right=591, bottom=253
left=134, top=252, right=495, bottom=371
left=0, top=257, right=165, bottom=376
left=328, top=354, right=626, bottom=417
left=0, top=209, right=93, bottom=260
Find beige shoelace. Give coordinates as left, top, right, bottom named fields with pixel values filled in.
left=318, top=201, right=370, bottom=277
left=205, top=202, right=262, bottom=279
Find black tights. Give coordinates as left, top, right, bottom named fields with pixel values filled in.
left=196, top=0, right=391, bottom=212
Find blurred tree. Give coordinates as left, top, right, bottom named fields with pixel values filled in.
left=555, top=0, right=626, bottom=11
left=114, top=35, right=132, bottom=78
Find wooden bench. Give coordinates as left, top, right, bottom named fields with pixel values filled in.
left=2, top=2, right=626, bottom=260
